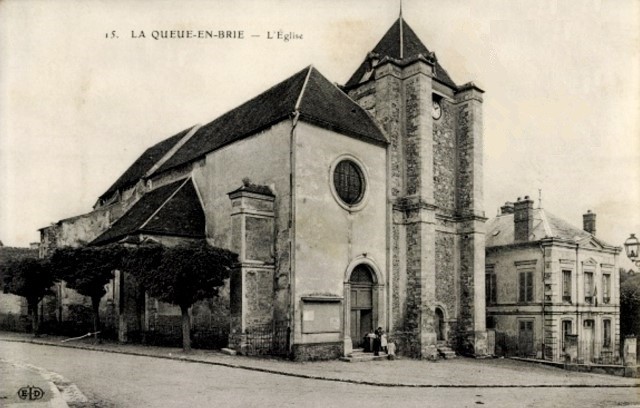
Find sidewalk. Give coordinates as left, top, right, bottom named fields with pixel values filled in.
left=1, top=331, right=638, bottom=388
left=0, top=359, right=68, bottom=408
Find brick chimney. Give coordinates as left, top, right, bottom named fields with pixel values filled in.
left=500, top=201, right=515, bottom=215
left=583, top=210, right=596, bottom=235
left=514, top=196, right=534, bottom=242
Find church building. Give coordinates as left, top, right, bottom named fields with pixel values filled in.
left=39, top=15, right=488, bottom=360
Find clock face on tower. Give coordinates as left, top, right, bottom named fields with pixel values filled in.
left=432, top=99, right=442, bottom=120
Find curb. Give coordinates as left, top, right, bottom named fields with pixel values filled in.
left=1, top=358, right=89, bottom=408
left=2, top=337, right=639, bottom=389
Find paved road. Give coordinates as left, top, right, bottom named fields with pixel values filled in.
left=1, top=341, right=638, bottom=407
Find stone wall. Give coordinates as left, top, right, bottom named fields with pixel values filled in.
left=244, top=268, right=274, bottom=327
left=435, top=232, right=456, bottom=318
left=39, top=203, right=119, bottom=257
left=433, top=99, right=456, bottom=212
left=454, top=86, right=484, bottom=216
left=291, top=342, right=342, bottom=361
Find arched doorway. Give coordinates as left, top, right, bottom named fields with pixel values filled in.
left=349, top=265, right=374, bottom=348
left=435, top=307, right=445, bottom=342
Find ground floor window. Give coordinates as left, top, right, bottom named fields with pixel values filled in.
left=518, top=320, right=534, bottom=356
left=562, top=320, right=572, bottom=350
left=603, top=319, right=611, bottom=348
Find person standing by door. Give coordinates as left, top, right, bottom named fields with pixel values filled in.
left=373, top=327, right=382, bottom=356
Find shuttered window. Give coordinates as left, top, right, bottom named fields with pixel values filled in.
left=602, top=274, right=611, bottom=304
left=486, top=273, right=497, bottom=304
left=562, top=270, right=572, bottom=303
left=519, top=271, right=534, bottom=303
left=603, top=319, right=611, bottom=348
left=584, top=272, right=594, bottom=304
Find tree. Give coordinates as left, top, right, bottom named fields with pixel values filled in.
left=128, top=242, right=236, bottom=352
left=0, top=246, right=39, bottom=289
left=51, top=244, right=126, bottom=341
left=620, top=271, right=640, bottom=336
left=1, top=257, right=56, bottom=336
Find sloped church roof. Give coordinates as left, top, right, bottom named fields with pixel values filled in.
left=98, top=66, right=387, bottom=203
left=92, top=178, right=205, bottom=245
left=344, top=17, right=457, bottom=89
left=98, top=129, right=189, bottom=202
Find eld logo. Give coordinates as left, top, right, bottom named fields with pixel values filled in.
left=17, top=385, right=45, bottom=401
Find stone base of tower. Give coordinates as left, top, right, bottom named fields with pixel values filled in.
left=472, top=330, right=489, bottom=357
left=392, top=330, right=436, bottom=360
left=457, top=329, right=489, bottom=358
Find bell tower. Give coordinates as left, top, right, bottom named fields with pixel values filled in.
left=343, top=15, right=487, bottom=358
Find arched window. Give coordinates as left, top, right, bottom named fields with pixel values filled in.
left=350, top=264, right=373, bottom=283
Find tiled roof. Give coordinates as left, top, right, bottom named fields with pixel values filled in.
left=98, top=129, right=189, bottom=201
left=344, top=18, right=457, bottom=89
left=485, top=209, right=614, bottom=248
left=153, top=66, right=387, bottom=175
left=91, top=178, right=205, bottom=245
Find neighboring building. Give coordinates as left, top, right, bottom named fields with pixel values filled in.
left=39, top=14, right=487, bottom=360
left=485, top=197, right=621, bottom=363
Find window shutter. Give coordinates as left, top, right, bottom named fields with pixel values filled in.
left=519, top=272, right=525, bottom=302
left=491, top=275, right=497, bottom=303
left=526, top=272, right=533, bottom=302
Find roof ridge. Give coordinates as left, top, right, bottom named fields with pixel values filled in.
left=299, top=73, right=388, bottom=143
left=538, top=208, right=553, bottom=238
left=399, top=16, right=404, bottom=59
left=138, top=177, right=191, bottom=231
left=294, top=65, right=314, bottom=112
left=146, top=124, right=201, bottom=179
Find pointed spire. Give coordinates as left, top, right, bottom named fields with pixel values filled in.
left=399, top=0, right=404, bottom=59
left=344, top=16, right=458, bottom=89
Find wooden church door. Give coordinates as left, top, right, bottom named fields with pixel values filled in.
left=349, top=265, right=374, bottom=349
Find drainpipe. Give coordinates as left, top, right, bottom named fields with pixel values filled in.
left=288, top=111, right=299, bottom=355
left=575, top=243, right=580, bottom=360
left=385, top=135, right=392, bottom=334
left=540, top=243, right=545, bottom=359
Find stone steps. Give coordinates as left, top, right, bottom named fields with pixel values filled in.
left=340, top=348, right=390, bottom=362
left=437, top=343, right=457, bottom=359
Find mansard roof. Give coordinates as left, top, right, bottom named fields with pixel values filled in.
left=344, top=18, right=457, bottom=89
left=91, top=178, right=205, bottom=245
left=98, top=128, right=189, bottom=202
left=486, top=208, right=616, bottom=249
left=155, top=66, right=387, bottom=174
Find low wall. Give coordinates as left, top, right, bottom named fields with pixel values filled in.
left=511, top=357, right=640, bottom=378
left=291, top=342, right=342, bottom=361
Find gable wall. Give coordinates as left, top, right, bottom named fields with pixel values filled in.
left=293, top=122, right=387, bottom=345
left=192, top=121, right=292, bottom=321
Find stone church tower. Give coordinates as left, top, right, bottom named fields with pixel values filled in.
left=344, top=16, right=487, bottom=358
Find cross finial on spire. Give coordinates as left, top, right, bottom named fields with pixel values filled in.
left=399, top=0, right=403, bottom=19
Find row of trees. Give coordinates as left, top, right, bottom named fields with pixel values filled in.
left=1, top=242, right=237, bottom=352
left=620, top=270, right=640, bottom=337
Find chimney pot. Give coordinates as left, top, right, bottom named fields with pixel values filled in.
left=500, top=201, right=515, bottom=215
left=514, top=196, right=534, bottom=242
left=583, top=211, right=596, bottom=235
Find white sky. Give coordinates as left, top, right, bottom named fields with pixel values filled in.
left=1, top=0, right=638, bottom=268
